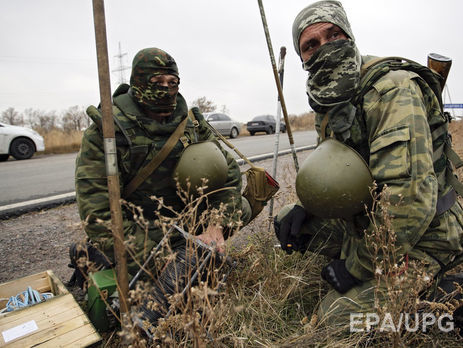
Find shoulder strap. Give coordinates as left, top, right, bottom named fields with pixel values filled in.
left=359, top=56, right=412, bottom=76
left=122, top=115, right=189, bottom=198
left=357, top=56, right=444, bottom=109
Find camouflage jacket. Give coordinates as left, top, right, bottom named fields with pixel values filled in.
left=75, top=85, right=243, bottom=258
left=314, top=56, right=463, bottom=281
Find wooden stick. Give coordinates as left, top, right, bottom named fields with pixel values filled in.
left=257, top=0, right=299, bottom=172
left=91, top=0, right=129, bottom=314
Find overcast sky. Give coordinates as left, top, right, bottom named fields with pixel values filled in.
left=1, top=0, right=462, bottom=123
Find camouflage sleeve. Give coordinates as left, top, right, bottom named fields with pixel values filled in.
left=190, top=108, right=243, bottom=230
left=345, top=70, right=438, bottom=281
left=75, top=123, right=143, bottom=259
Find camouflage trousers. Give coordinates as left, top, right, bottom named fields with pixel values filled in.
left=318, top=273, right=440, bottom=329
left=275, top=204, right=451, bottom=327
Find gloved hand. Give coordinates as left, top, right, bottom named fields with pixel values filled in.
left=321, top=259, right=361, bottom=294
left=274, top=205, right=308, bottom=254
left=68, top=242, right=113, bottom=289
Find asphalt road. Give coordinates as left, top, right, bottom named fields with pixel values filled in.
left=0, top=130, right=316, bottom=215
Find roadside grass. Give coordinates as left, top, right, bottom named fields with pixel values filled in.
left=37, top=128, right=83, bottom=155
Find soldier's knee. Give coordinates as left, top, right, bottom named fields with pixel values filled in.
left=317, top=282, right=377, bottom=328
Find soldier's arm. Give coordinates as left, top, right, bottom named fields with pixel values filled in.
left=345, top=71, right=438, bottom=281
left=75, top=124, right=143, bottom=259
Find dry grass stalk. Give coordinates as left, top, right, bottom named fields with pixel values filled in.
left=39, top=128, right=83, bottom=154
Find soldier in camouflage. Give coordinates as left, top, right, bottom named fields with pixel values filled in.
left=275, top=0, right=463, bottom=326
left=75, top=47, right=251, bottom=275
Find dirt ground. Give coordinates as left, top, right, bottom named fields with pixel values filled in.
left=0, top=203, right=85, bottom=284
left=0, top=152, right=305, bottom=286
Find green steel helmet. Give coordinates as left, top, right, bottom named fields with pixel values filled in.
left=296, top=138, right=373, bottom=218
left=174, top=141, right=228, bottom=195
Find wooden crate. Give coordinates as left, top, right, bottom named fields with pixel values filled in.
left=0, top=270, right=101, bottom=347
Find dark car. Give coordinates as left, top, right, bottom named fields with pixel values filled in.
left=204, top=112, right=241, bottom=138
left=246, top=115, right=286, bottom=135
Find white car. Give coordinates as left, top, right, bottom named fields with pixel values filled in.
left=0, top=122, right=45, bottom=161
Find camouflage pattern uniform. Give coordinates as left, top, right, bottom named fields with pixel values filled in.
left=279, top=0, right=463, bottom=326
left=76, top=48, right=248, bottom=274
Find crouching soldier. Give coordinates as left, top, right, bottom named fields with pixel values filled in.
left=73, top=47, right=253, bottom=287
left=275, top=0, right=463, bottom=328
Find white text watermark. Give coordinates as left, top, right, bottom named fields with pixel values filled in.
left=350, top=312, right=454, bottom=333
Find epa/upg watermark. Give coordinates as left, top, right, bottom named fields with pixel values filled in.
left=350, top=312, right=454, bottom=332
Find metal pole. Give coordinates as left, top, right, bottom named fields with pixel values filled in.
left=91, top=0, right=129, bottom=314
left=268, top=47, right=286, bottom=229
left=257, top=0, right=299, bottom=172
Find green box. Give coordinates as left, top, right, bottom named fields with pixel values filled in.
left=87, top=269, right=117, bottom=332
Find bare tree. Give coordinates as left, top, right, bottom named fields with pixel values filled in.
left=1, top=107, right=24, bottom=126
left=25, top=108, right=58, bottom=131
left=62, top=106, right=89, bottom=132
left=191, top=96, right=216, bottom=113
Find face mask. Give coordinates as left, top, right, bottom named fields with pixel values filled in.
left=130, top=48, right=180, bottom=115
left=131, top=78, right=179, bottom=114
left=303, top=40, right=361, bottom=108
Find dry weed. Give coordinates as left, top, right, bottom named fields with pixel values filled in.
left=39, top=128, right=83, bottom=154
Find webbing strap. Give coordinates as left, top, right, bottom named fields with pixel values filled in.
left=431, top=124, right=448, bottom=143
left=122, top=115, right=189, bottom=198
left=320, top=113, right=330, bottom=141
left=360, top=56, right=404, bottom=76
left=445, top=145, right=463, bottom=196
left=447, top=146, right=463, bottom=169
left=447, top=171, right=463, bottom=197
left=436, top=188, right=457, bottom=216
left=433, top=143, right=445, bottom=163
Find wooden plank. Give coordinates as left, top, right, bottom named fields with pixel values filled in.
left=61, top=332, right=102, bottom=348
left=4, top=312, right=97, bottom=347
left=0, top=272, right=49, bottom=309
left=0, top=271, right=68, bottom=310
left=4, top=314, right=88, bottom=347
left=44, top=325, right=102, bottom=348
left=4, top=299, right=85, bottom=332
left=0, top=294, right=101, bottom=347
left=46, top=270, right=68, bottom=296
left=0, top=294, right=78, bottom=329
left=12, top=324, right=102, bottom=348
left=0, top=272, right=100, bottom=348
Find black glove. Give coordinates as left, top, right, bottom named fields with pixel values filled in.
left=274, top=205, right=308, bottom=254
left=321, top=259, right=361, bottom=294
left=68, top=242, right=113, bottom=289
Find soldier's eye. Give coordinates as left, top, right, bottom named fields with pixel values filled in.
left=302, top=39, right=317, bottom=53
left=168, top=81, right=179, bottom=88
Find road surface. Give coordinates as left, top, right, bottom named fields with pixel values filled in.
left=0, top=130, right=316, bottom=215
